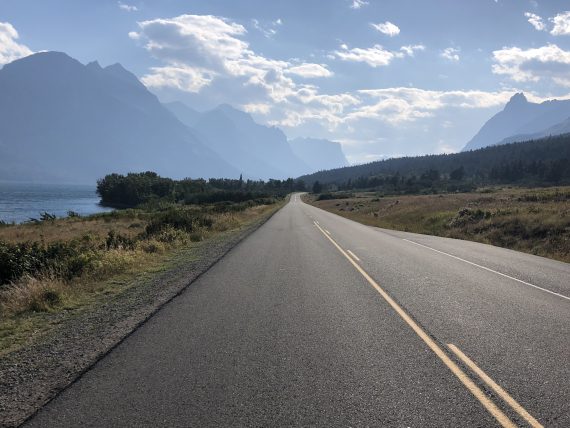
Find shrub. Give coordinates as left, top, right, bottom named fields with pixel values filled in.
left=145, top=209, right=213, bottom=236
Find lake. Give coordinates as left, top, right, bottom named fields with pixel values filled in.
left=0, top=182, right=113, bottom=224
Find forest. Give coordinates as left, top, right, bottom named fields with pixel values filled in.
left=301, top=134, right=570, bottom=194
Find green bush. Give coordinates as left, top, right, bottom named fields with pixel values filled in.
left=145, top=209, right=213, bottom=236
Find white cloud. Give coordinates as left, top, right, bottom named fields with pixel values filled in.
left=140, top=66, right=215, bottom=93
left=285, top=63, right=333, bottom=78
left=524, top=12, right=545, bottom=31
left=350, top=0, right=369, bottom=10
left=440, top=47, right=460, bottom=61
left=242, top=103, right=272, bottom=115
left=118, top=2, right=138, bottom=12
left=131, top=15, right=249, bottom=72
left=371, top=21, right=400, bottom=37
left=132, top=14, right=356, bottom=129
left=550, top=11, right=570, bottom=35
left=346, top=88, right=516, bottom=124
left=251, top=18, right=282, bottom=38
left=492, top=44, right=570, bottom=86
left=0, top=22, right=33, bottom=66
left=400, top=44, right=425, bottom=57
left=334, top=44, right=402, bottom=67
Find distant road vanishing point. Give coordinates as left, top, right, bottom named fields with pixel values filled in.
left=26, top=194, right=570, bottom=427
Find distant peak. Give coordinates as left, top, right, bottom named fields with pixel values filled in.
left=1, top=50, right=81, bottom=72
left=506, top=92, right=528, bottom=108
left=86, top=60, right=102, bottom=70
left=103, top=62, right=143, bottom=87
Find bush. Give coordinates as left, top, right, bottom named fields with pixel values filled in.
left=145, top=209, right=213, bottom=236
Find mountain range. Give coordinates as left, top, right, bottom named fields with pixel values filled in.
left=463, top=93, right=570, bottom=151
left=0, top=52, right=348, bottom=184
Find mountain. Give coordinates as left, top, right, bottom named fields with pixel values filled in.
left=496, top=116, right=570, bottom=146
left=0, top=52, right=238, bottom=183
left=163, top=101, right=201, bottom=127
left=463, top=93, right=570, bottom=151
left=289, top=138, right=349, bottom=171
left=166, top=102, right=312, bottom=179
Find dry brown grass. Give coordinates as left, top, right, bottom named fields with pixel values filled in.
left=0, top=202, right=281, bottom=318
left=0, top=216, right=146, bottom=244
left=308, top=187, right=570, bottom=262
left=0, top=276, right=68, bottom=315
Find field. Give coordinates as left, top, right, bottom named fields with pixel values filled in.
left=0, top=200, right=282, bottom=354
left=306, top=187, right=570, bottom=263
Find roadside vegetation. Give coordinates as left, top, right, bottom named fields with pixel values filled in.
left=0, top=172, right=294, bottom=353
left=306, top=186, right=570, bottom=263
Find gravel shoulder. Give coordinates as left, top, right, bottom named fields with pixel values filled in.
left=0, top=205, right=282, bottom=428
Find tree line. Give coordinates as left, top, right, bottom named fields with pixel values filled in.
left=96, top=172, right=307, bottom=208
left=303, top=134, right=570, bottom=193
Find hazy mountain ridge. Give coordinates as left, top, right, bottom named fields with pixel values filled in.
left=463, top=93, right=570, bottom=151
left=0, top=52, right=238, bottom=183
left=165, top=102, right=349, bottom=180
left=289, top=138, right=349, bottom=172
left=0, top=52, right=349, bottom=183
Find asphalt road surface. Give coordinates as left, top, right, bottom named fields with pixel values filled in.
left=26, top=194, right=570, bottom=427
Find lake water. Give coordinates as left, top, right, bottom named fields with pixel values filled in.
left=0, top=182, right=113, bottom=224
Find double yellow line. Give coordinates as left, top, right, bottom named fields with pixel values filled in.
left=313, top=221, right=542, bottom=428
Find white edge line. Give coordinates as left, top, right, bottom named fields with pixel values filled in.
left=325, top=229, right=331, bottom=235
left=347, top=250, right=361, bottom=262
left=402, top=238, right=570, bottom=302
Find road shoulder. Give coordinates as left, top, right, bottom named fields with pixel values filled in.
left=0, top=204, right=283, bottom=428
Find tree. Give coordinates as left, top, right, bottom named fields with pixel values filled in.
left=312, top=180, right=323, bottom=194
left=450, top=166, right=465, bottom=181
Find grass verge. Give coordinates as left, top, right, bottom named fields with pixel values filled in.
left=305, top=187, right=570, bottom=263
left=0, top=200, right=283, bottom=355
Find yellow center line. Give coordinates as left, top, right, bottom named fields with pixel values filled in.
left=448, top=344, right=543, bottom=428
left=313, top=221, right=516, bottom=428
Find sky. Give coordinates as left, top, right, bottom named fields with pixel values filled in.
left=2, top=0, right=570, bottom=164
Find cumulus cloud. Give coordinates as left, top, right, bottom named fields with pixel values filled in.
left=0, top=22, right=33, bottom=66
left=492, top=44, right=570, bottom=86
left=285, top=63, right=333, bottom=78
left=524, top=12, right=545, bottom=31
left=440, top=47, right=460, bottom=61
left=118, top=2, right=138, bottom=12
left=550, top=11, right=570, bottom=35
left=400, top=44, right=425, bottom=57
left=140, top=66, right=215, bottom=93
left=371, top=21, right=400, bottom=37
left=350, top=0, right=369, bottom=9
left=131, top=13, right=354, bottom=129
left=346, top=88, right=516, bottom=124
left=334, top=44, right=403, bottom=67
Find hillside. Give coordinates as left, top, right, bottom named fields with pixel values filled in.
left=463, top=93, right=570, bottom=151
left=165, top=102, right=349, bottom=179
left=289, top=138, right=349, bottom=172
left=299, top=133, right=570, bottom=188
left=0, top=52, right=238, bottom=183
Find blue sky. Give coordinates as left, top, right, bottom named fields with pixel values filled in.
left=2, top=0, right=570, bottom=163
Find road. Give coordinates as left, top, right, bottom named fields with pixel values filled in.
left=26, top=194, right=570, bottom=427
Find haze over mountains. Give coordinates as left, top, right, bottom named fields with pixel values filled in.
left=0, top=52, right=348, bottom=184
left=463, top=93, right=570, bottom=151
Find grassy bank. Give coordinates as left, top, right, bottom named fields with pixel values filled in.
left=305, top=187, right=570, bottom=263
left=0, top=199, right=283, bottom=354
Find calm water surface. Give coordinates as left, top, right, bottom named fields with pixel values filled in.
left=0, top=182, right=113, bottom=223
